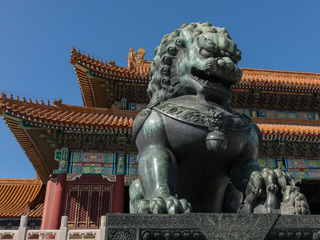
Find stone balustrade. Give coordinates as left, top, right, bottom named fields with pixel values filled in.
left=0, top=216, right=105, bottom=240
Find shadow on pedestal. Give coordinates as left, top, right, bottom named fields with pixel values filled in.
left=105, top=213, right=320, bottom=240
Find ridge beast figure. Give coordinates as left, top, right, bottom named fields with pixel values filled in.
left=129, top=22, right=310, bottom=215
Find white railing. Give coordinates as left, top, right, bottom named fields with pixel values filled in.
left=0, top=216, right=106, bottom=240
left=27, top=230, right=60, bottom=239
left=0, top=230, right=18, bottom=239
left=68, top=230, right=99, bottom=239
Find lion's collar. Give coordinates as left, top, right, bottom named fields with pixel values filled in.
left=152, top=101, right=252, bottom=130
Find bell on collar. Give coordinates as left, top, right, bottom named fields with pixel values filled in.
left=206, top=129, right=227, bottom=152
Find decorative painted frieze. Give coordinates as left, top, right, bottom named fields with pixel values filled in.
left=69, top=152, right=116, bottom=175
left=66, top=174, right=82, bottom=181
left=234, top=108, right=319, bottom=120
left=125, top=154, right=138, bottom=176
left=53, top=148, right=69, bottom=174
left=102, top=174, right=116, bottom=182
left=116, top=154, right=125, bottom=174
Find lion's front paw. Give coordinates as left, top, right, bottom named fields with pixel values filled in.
left=135, top=196, right=192, bottom=214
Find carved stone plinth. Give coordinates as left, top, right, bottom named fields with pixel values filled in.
left=105, top=213, right=320, bottom=240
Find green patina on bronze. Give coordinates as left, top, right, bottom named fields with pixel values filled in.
left=130, top=22, right=310, bottom=215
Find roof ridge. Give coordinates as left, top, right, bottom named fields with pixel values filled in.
left=0, top=177, right=43, bottom=185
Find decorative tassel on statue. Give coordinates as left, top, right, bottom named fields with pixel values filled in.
left=205, top=111, right=227, bottom=153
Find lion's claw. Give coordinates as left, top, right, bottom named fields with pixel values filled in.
left=166, top=196, right=183, bottom=214
left=135, top=196, right=191, bottom=214
left=180, top=199, right=192, bottom=213
left=136, top=199, right=150, bottom=214
left=150, top=197, right=166, bottom=214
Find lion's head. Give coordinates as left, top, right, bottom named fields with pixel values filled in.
left=147, top=22, right=243, bottom=108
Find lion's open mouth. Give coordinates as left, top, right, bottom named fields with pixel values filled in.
left=191, top=67, right=233, bottom=91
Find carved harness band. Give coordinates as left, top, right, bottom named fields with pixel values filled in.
left=152, top=101, right=252, bottom=131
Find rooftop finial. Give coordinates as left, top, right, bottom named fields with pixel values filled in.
left=10, top=94, right=13, bottom=100
left=29, top=98, right=32, bottom=103
left=53, top=99, right=62, bottom=107
left=47, top=100, right=50, bottom=106
left=35, top=99, right=38, bottom=104
left=23, top=97, right=26, bottom=102
left=41, top=100, right=44, bottom=105
left=16, top=96, right=19, bottom=101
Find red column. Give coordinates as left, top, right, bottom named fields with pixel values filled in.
left=50, top=173, right=67, bottom=229
left=41, top=179, right=57, bottom=229
left=112, top=174, right=124, bottom=213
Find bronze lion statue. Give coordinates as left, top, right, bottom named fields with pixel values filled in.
left=129, top=22, right=310, bottom=215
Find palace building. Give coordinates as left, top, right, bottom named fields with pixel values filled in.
left=1, top=47, right=320, bottom=230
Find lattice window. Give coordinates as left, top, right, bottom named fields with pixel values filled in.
left=101, top=186, right=111, bottom=216
left=66, top=185, right=79, bottom=228
left=78, top=186, right=89, bottom=228
left=88, top=186, right=101, bottom=228
left=66, top=184, right=112, bottom=228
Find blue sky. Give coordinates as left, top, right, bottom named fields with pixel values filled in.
left=1, top=1, right=320, bottom=179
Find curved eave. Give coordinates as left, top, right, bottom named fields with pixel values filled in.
left=238, top=68, right=320, bottom=91
left=71, top=61, right=149, bottom=108
left=0, top=178, right=44, bottom=218
left=2, top=117, right=52, bottom=183
left=70, top=48, right=149, bottom=78
left=0, top=95, right=135, bottom=130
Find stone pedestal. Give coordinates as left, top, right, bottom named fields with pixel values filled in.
left=105, top=213, right=320, bottom=240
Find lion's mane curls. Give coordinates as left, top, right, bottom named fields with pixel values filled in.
left=147, top=22, right=232, bottom=108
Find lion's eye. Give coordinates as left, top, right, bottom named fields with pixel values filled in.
left=200, top=48, right=213, bottom=58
